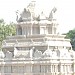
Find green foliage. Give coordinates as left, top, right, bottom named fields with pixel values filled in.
left=0, top=19, right=4, bottom=24
left=66, top=29, right=75, bottom=50
left=0, top=19, right=16, bottom=48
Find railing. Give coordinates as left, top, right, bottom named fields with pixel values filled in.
left=6, top=35, right=26, bottom=39
left=2, top=42, right=45, bottom=47
left=0, top=72, right=74, bottom=75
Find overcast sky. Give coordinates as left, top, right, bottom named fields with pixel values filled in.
left=0, top=0, right=75, bottom=34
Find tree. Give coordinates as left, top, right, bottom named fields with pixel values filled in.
left=0, top=19, right=16, bottom=48
left=65, top=29, right=75, bottom=50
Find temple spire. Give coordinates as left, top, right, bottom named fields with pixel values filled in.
left=27, top=0, right=36, bottom=13
left=27, top=0, right=36, bottom=21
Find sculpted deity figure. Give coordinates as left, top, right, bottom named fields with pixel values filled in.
left=30, top=47, right=35, bottom=58
left=5, top=51, right=12, bottom=59
left=34, top=49, right=42, bottom=58
left=49, top=7, right=57, bottom=20
left=16, top=10, right=20, bottom=21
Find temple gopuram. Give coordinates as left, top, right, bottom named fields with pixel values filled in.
left=0, top=1, right=75, bottom=75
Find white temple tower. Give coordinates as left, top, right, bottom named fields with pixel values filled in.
left=0, top=1, right=75, bottom=75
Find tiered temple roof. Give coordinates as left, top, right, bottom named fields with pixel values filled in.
left=0, top=1, right=75, bottom=75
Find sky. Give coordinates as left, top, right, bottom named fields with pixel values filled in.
left=0, top=0, right=75, bottom=34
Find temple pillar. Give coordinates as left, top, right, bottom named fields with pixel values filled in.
left=60, top=62, right=64, bottom=75
left=40, top=26, right=46, bottom=34
left=22, top=27, right=23, bottom=35
left=31, top=24, right=33, bottom=35
left=16, top=29, right=18, bottom=35
left=1, top=65, right=4, bottom=74
left=73, top=61, right=75, bottom=75
left=52, top=24, right=55, bottom=34
left=51, top=64, right=52, bottom=73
